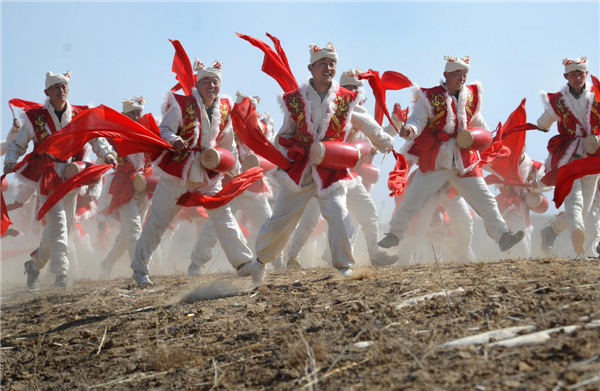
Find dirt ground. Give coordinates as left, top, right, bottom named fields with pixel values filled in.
left=1, top=257, right=599, bottom=390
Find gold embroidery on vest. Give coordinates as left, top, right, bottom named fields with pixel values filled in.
left=288, top=93, right=310, bottom=142
left=554, top=97, right=576, bottom=135
left=591, top=100, right=600, bottom=135
left=34, top=114, right=49, bottom=142
left=324, top=94, right=351, bottom=141
left=219, top=102, right=230, bottom=131
left=429, top=93, right=446, bottom=127
left=465, top=91, right=474, bottom=118
left=179, top=101, right=199, bottom=138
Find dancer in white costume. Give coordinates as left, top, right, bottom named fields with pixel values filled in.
left=378, top=56, right=523, bottom=252
left=537, top=56, right=600, bottom=255
left=254, top=44, right=394, bottom=282
left=286, top=69, right=399, bottom=269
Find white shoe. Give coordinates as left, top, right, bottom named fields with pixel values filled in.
left=251, top=260, right=266, bottom=283
left=236, top=261, right=253, bottom=277
left=338, top=268, right=354, bottom=279
left=571, top=229, right=586, bottom=255
left=133, top=272, right=154, bottom=287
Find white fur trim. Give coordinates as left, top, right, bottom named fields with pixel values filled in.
left=315, top=173, right=359, bottom=197
left=274, top=167, right=303, bottom=193
left=539, top=91, right=561, bottom=122
left=126, top=153, right=147, bottom=172
left=559, top=84, right=585, bottom=137
left=342, top=88, right=364, bottom=142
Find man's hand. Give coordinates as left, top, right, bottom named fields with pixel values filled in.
left=104, top=156, right=117, bottom=165
left=399, top=125, right=412, bottom=138
left=537, top=126, right=549, bottom=133
left=11, top=119, right=21, bottom=131
left=172, top=139, right=186, bottom=151
left=4, top=162, right=16, bottom=175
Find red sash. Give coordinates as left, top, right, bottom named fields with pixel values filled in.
left=107, top=156, right=153, bottom=213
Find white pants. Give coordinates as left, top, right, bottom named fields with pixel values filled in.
left=563, top=175, right=600, bottom=233
left=396, top=186, right=474, bottom=263
left=190, top=194, right=284, bottom=268
left=131, top=177, right=254, bottom=275
left=256, top=176, right=355, bottom=270
left=32, top=189, right=78, bottom=275
left=389, top=169, right=507, bottom=242
left=288, top=182, right=383, bottom=261
left=103, top=195, right=150, bottom=268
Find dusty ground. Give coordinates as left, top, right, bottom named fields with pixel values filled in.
left=1, top=257, right=599, bottom=390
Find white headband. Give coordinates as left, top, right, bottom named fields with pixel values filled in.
left=563, top=57, right=588, bottom=73
left=194, top=59, right=222, bottom=81
left=309, top=42, right=338, bottom=65
left=45, top=70, right=71, bottom=89
left=340, top=68, right=364, bottom=87
left=444, top=56, right=469, bottom=73
left=122, top=95, right=146, bottom=113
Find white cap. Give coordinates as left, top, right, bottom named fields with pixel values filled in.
left=340, top=68, right=364, bottom=87
left=444, top=56, right=469, bottom=73
left=194, top=59, right=222, bottom=81
left=122, top=95, right=146, bottom=113
left=563, top=57, right=588, bottom=73
left=45, top=70, right=71, bottom=89
left=309, top=42, right=338, bottom=65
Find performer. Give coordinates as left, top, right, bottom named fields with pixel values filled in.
left=286, top=69, right=399, bottom=269
left=188, top=94, right=285, bottom=275
left=254, top=43, right=395, bottom=281
left=487, top=147, right=549, bottom=258
left=3, top=71, right=117, bottom=289
left=537, top=56, right=599, bottom=255
left=378, top=56, right=524, bottom=252
left=130, top=60, right=257, bottom=287
left=98, top=96, right=154, bottom=278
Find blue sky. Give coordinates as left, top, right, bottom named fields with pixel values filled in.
left=2, top=1, right=599, bottom=215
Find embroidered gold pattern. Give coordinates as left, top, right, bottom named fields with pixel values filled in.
left=429, top=93, right=447, bottom=128
left=323, top=94, right=351, bottom=141
left=34, top=114, right=49, bottom=141
left=287, top=93, right=311, bottom=142
left=554, top=97, right=576, bottom=135
left=465, top=91, right=474, bottom=118
left=591, top=100, right=600, bottom=135
left=220, top=102, right=230, bottom=131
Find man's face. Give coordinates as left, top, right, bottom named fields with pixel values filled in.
left=564, top=70, right=588, bottom=90
left=308, top=58, right=336, bottom=86
left=123, top=109, right=143, bottom=122
left=342, top=84, right=358, bottom=91
left=44, top=82, right=69, bottom=107
left=196, top=77, right=221, bottom=104
left=443, top=69, right=468, bottom=93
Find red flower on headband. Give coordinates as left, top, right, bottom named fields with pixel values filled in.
left=313, top=45, right=321, bottom=52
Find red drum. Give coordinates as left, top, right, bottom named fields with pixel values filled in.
left=201, top=147, right=236, bottom=173
left=309, top=141, right=360, bottom=170
left=133, top=174, right=160, bottom=193
left=584, top=134, right=600, bottom=155
left=354, top=163, right=380, bottom=185
left=457, top=127, right=493, bottom=151
left=349, top=139, right=372, bottom=163
left=526, top=192, right=549, bottom=214
left=64, top=161, right=102, bottom=186
left=1, top=177, right=8, bottom=192
left=241, top=154, right=277, bottom=172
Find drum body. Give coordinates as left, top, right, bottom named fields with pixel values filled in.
left=309, top=141, right=360, bottom=170
left=457, top=127, right=493, bottom=151
left=527, top=193, right=550, bottom=214
left=1, top=177, right=8, bottom=192
left=133, top=174, right=160, bottom=193
left=241, top=154, right=277, bottom=172
left=584, top=134, right=600, bottom=155
left=64, top=161, right=102, bottom=186
left=201, top=148, right=236, bottom=173
left=349, top=139, right=372, bottom=163
left=354, top=163, right=380, bottom=185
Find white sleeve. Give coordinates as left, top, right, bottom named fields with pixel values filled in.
left=89, top=137, right=117, bottom=160
left=4, top=121, right=34, bottom=166
left=469, top=113, right=489, bottom=131
left=159, top=103, right=183, bottom=145
left=350, top=108, right=394, bottom=153
left=537, top=106, right=557, bottom=131
left=405, top=97, right=430, bottom=139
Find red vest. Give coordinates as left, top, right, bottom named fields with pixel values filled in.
left=280, top=86, right=358, bottom=190
left=157, top=95, right=231, bottom=180
left=408, top=84, right=481, bottom=175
